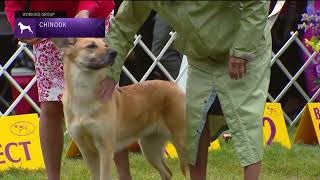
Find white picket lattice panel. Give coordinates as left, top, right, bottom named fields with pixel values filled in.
left=2, top=1, right=318, bottom=126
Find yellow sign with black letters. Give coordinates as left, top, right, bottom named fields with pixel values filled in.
left=0, top=114, right=44, bottom=170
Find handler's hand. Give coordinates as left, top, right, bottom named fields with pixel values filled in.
left=127, top=51, right=135, bottom=61
left=18, top=38, right=41, bottom=45
left=228, top=56, right=248, bottom=80
left=75, top=10, right=90, bottom=18
left=99, top=76, right=117, bottom=101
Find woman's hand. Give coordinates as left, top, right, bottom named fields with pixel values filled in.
left=18, top=38, right=41, bottom=45
left=98, top=76, right=117, bottom=101
left=75, top=10, right=90, bottom=18
left=127, top=51, right=136, bottom=61
left=228, top=56, right=248, bottom=80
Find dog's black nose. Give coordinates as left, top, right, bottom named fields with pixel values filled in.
left=107, top=49, right=117, bottom=59
left=105, top=49, right=117, bottom=66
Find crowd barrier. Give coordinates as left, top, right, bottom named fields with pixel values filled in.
left=2, top=1, right=314, bottom=127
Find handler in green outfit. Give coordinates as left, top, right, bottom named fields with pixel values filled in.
left=104, top=1, right=272, bottom=180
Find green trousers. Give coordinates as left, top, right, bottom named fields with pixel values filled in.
left=185, top=43, right=271, bottom=167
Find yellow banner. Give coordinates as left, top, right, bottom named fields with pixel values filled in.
left=67, top=139, right=220, bottom=159
left=294, top=103, right=320, bottom=144
left=66, top=141, right=81, bottom=158
left=165, top=140, right=220, bottom=159
left=0, top=114, right=44, bottom=170
left=263, top=103, right=291, bottom=149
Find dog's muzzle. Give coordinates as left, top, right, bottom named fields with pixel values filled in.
left=86, top=49, right=117, bottom=70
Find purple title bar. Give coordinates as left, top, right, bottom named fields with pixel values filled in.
left=15, top=18, right=105, bottom=38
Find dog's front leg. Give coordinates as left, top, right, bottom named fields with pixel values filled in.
left=99, top=142, right=114, bottom=180
left=67, top=125, right=101, bottom=180
left=77, top=144, right=101, bottom=180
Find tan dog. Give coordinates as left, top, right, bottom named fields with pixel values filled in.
left=52, top=38, right=188, bottom=180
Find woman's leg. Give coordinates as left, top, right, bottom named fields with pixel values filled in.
left=184, top=61, right=217, bottom=180
left=244, top=162, right=261, bottom=180
left=114, top=150, right=132, bottom=180
left=33, top=39, right=65, bottom=180
left=212, top=46, right=271, bottom=180
left=39, top=101, right=64, bottom=180
left=190, top=120, right=210, bottom=180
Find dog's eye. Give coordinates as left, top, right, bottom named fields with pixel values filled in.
left=86, top=43, right=97, bottom=49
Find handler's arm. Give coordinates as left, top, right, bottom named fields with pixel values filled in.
left=4, top=1, right=27, bottom=30
left=77, top=1, right=99, bottom=17
left=106, top=1, right=152, bottom=82
left=229, top=1, right=270, bottom=61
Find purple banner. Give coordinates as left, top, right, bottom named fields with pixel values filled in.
left=15, top=18, right=105, bottom=38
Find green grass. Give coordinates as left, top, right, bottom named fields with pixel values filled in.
left=0, top=127, right=319, bottom=180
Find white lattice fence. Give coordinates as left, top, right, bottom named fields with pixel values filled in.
left=268, top=31, right=320, bottom=125
left=121, top=32, right=188, bottom=85
left=122, top=31, right=320, bottom=127
left=0, top=32, right=188, bottom=116
left=2, top=1, right=317, bottom=126
left=0, top=42, right=40, bottom=116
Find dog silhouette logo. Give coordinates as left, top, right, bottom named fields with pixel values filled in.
left=17, top=22, right=33, bottom=34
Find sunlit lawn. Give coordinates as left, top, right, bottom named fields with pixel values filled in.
left=1, top=127, right=319, bottom=180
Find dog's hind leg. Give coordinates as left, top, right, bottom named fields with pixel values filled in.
left=139, top=134, right=172, bottom=180
left=172, top=136, right=190, bottom=179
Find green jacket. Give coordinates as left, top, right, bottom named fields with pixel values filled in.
left=106, top=1, right=270, bottom=82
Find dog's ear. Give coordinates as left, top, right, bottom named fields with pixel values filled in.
left=51, top=38, right=76, bottom=52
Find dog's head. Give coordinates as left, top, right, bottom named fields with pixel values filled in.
left=52, top=38, right=117, bottom=71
